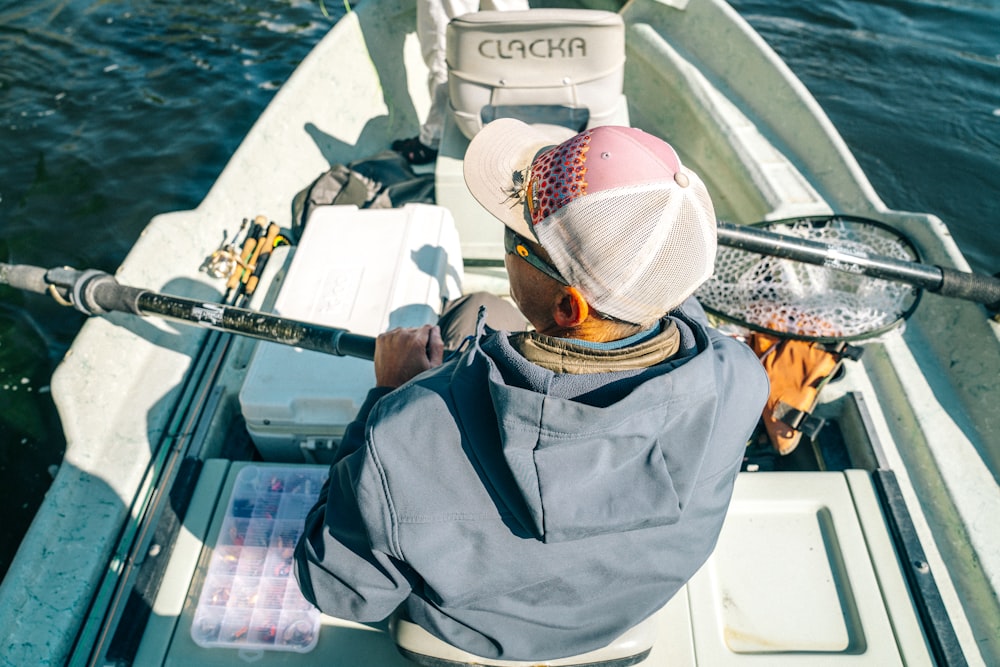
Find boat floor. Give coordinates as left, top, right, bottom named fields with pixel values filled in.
left=131, top=416, right=935, bottom=666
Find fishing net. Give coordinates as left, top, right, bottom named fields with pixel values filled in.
left=696, top=216, right=922, bottom=342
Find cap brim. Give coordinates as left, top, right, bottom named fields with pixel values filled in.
left=463, top=118, right=577, bottom=240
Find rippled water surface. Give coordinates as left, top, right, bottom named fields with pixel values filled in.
left=1, top=0, right=998, bottom=577
left=0, top=0, right=336, bottom=576
left=730, top=0, right=1000, bottom=274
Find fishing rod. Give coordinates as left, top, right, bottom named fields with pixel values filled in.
left=71, top=218, right=279, bottom=666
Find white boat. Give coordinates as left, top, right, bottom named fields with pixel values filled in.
left=1, top=0, right=997, bottom=664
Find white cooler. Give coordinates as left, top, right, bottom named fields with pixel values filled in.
left=239, top=204, right=463, bottom=461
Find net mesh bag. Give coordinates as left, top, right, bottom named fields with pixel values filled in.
left=696, top=217, right=921, bottom=342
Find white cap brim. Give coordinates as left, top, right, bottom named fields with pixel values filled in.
left=463, top=118, right=577, bottom=240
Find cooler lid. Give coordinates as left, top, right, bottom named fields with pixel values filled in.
left=240, top=204, right=463, bottom=428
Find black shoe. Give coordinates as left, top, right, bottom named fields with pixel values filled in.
left=391, top=136, right=438, bottom=165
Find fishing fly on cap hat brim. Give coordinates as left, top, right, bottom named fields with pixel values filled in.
left=464, top=118, right=577, bottom=241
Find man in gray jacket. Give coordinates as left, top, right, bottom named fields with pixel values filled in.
left=295, top=119, right=769, bottom=660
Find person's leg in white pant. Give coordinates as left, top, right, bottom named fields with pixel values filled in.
left=394, top=0, right=529, bottom=164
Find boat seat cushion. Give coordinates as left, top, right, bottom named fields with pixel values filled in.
left=446, top=9, right=626, bottom=139
left=392, top=610, right=656, bottom=667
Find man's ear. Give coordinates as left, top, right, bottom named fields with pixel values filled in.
left=553, top=287, right=590, bottom=328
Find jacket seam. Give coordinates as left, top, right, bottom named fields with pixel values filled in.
left=696, top=451, right=744, bottom=486
left=497, top=389, right=706, bottom=441
left=366, top=426, right=403, bottom=560
left=396, top=512, right=512, bottom=523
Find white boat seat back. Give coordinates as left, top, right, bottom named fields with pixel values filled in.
left=446, top=9, right=626, bottom=139
left=391, top=611, right=656, bottom=667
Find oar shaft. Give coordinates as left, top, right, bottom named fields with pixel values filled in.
left=4, top=213, right=999, bottom=347
left=716, top=222, right=1000, bottom=309
left=716, top=222, right=943, bottom=288
left=133, top=291, right=376, bottom=359
left=0, top=263, right=376, bottom=360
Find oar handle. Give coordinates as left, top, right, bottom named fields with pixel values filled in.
left=332, top=331, right=378, bottom=360
left=936, top=266, right=1000, bottom=311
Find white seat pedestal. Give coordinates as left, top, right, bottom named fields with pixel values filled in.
left=392, top=613, right=655, bottom=667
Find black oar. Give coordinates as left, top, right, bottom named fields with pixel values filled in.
left=2, top=215, right=997, bottom=354
left=0, top=262, right=377, bottom=359
left=716, top=216, right=1000, bottom=310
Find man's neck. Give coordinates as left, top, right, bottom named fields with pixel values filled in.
left=508, top=321, right=679, bottom=374
left=537, top=315, right=646, bottom=343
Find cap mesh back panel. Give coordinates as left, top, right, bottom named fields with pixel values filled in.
left=541, top=183, right=715, bottom=324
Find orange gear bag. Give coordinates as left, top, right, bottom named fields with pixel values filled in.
left=748, top=333, right=857, bottom=455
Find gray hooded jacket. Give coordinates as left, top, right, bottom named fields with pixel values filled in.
left=295, top=303, right=768, bottom=660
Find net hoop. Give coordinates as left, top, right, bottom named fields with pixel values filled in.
left=696, top=215, right=923, bottom=342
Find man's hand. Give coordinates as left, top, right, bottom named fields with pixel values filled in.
left=374, top=324, right=444, bottom=388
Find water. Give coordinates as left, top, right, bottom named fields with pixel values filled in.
left=0, top=0, right=997, bottom=579
left=0, top=0, right=337, bottom=578
left=729, top=0, right=1000, bottom=275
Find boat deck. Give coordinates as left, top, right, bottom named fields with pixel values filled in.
left=133, top=461, right=936, bottom=666
left=111, top=238, right=941, bottom=665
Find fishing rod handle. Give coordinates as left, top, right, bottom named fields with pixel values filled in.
left=331, top=331, right=377, bottom=360
left=936, top=266, right=1000, bottom=311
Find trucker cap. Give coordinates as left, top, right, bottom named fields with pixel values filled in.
left=464, top=119, right=717, bottom=325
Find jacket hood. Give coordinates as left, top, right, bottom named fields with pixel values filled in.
left=467, top=314, right=721, bottom=543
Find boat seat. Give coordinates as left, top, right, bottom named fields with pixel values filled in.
left=391, top=611, right=656, bottom=667
left=436, top=9, right=629, bottom=260
left=446, top=8, right=627, bottom=139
